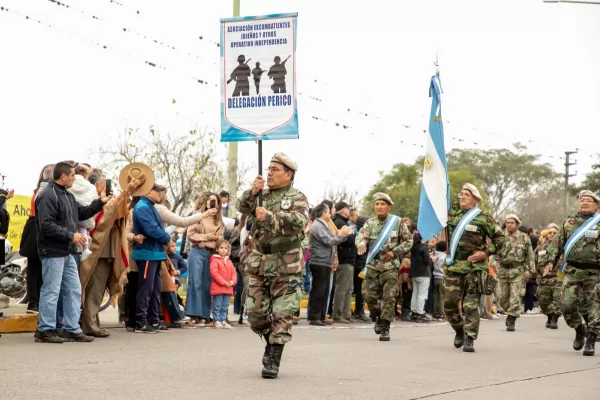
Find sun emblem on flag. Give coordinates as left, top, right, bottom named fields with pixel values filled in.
left=424, top=156, right=433, bottom=171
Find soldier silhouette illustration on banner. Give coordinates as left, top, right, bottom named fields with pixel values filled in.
left=252, top=62, right=267, bottom=95
left=228, top=54, right=251, bottom=97
left=268, top=55, right=290, bottom=94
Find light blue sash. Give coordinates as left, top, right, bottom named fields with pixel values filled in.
left=560, top=212, right=600, bottom=272
left=446, top=207, right=482, bottom=266
left=358, top=214, right=400, bottom=279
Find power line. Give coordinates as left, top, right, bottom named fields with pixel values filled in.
left=0, top=6, right=219, bottom=87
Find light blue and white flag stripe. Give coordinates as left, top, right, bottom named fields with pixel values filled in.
left=417, top=75, right=450, bottom=242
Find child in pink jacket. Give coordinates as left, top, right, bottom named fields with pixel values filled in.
left=210, top=239, right=237, bottom=329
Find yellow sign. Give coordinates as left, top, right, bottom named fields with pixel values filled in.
left=6, top=195, right=32, bottom=251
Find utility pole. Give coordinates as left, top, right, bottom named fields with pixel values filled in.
left=227, top=0, right=241, bottom=218
left=564, top=150, right=578, bottom=215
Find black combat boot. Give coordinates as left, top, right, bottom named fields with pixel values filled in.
left=453, top=328, right=465, bottom=348
left=463, top=336, right=475, bottom=353
left=506, top=315, right=516, bottom=332
left=371, top=310, right=383, bottom=335
left=262, top=332, right=272, bottom=367
left=573, top=324, right=586, bottom=351
left=549, top=314, right=559, bottom=330
left=262, top=343, right=284, bottom=379
left=545, top=315, right=552, bottom=329
left=379, top=320, right=391, bottom=342
left=238, top=306, right=245, bottom=325
left=583, top=333, right=596, bottom=356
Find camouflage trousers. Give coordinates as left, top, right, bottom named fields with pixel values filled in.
left=362, top=268, right=399, bottom=322
left=443, top=270, right=482, bottom=339
left=562, top=266, right=600, bottom=336
left=497, top=266, right=526, bottom=318
left=245, top=272, right=303, bottom=344
left=536, top=276, right=563, bottom=316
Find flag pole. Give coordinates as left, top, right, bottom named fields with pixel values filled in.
left=434, top=54, right=450, bottom=253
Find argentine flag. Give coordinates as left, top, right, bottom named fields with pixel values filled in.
left=417, top=75, right=450, bottom=241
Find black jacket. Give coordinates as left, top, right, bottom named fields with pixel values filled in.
left=0, top=189, right=9, bottom=236
left=332, top=214, right=357, bottom=266
left=409, top=243, right=432, bottom=278
left=35, top=180, right=104, bottom=258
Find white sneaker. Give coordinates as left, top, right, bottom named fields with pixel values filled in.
left=80, top=249, right=93, bottom=261
left=222, top=321, right=232, bottom=329
left=214, top=321, right=223, bottom=329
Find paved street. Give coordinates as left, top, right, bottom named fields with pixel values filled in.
left=0, top=310, right=598, bottom=400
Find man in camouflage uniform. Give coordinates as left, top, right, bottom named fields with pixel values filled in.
left=536, top=223, right=562, bottom=329
left=546, top=190, right=600, bottom=356
left=237, top=153, right=308, bottom=378
left=445, top=184, right=505, bottom=353
left=496, top=214, right=535, bottom=332
left=355, top=193, right=412, bottom=341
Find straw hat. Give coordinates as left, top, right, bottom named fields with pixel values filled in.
left=119, top=162, right=155, bottom=197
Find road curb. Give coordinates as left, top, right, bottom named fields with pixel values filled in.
left=0, top=314, right=38, bottom=333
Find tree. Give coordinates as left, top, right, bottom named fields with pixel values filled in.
left=513, top=180, right=577, bottom=229
left=322, top=184, right=359, bottom=209
left=97, top=126, right=249, bottom=215
left=361, top=163, right=421, bottom=220
left=576, top=158, right=600, bottom=194
left=446, top=143, right=559, bottom=218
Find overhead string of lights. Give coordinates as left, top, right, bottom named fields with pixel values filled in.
left=0, top=5, right=219, bottom=86
left=3, top=3, right=597, bottom=166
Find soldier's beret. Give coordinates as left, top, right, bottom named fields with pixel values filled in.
left=373, top=192, right=394, bottom=205
left=270, top=152, right=297, bottom=172
left=547, top=223, right=559, bottom=231
left=578, top=190, right=600, bottom=204
left=505, top=213, right=521, bottom=225
left=462, top=183, right=482, bottom=201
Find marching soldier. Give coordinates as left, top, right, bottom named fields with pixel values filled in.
left=496, top=214, right=535, bottom=332
left=251, top=62, right=266, bottom=95
left=237, top=153, right=308, bottom=378
left=355, top=193, right=412, bottom=342
left=535, top=223, right=562, bottom=329
left=546, top=190, right=600, bottom=356
left=444, top=184, right=505, bottom=353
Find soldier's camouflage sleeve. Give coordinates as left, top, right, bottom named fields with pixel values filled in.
left=525, top=235, right=536, bottom=276
left=484, top=215, right=505, bottom=256
left=355, top=220, right=371, bottom=249
left=237, top=189, right=258, bottom=216
left=260, top=191, right=309, bottom=237
left=392, top=221, right=413, bottom=257
left=546, top=220, right=566, bottom=267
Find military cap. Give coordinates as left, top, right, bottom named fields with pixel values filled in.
left=578, top=189, right=600, bottom=203
left=462, top=183, right=482, bottom=201
left=373, top=192, right=394, bottom=205
left=547, top=223, right=559, bottom=231
left=505, top=213, right=521, bottom=225
left=270, top=152, right=297, bottom=172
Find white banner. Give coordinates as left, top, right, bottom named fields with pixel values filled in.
left=220, top=13, right=299, bottom=142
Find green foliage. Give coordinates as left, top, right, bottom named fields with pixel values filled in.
left=446, top=143, right=559, bottom=217
left=361, top=163, right=421, bottom=220
left=576, top=159, right=600, bottom=195
left=362, top=143, right=557, bottom=221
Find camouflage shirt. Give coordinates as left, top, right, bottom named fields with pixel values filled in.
left=447, top=204, right=505, bottom=274
left=546, top=213, right=600, bottom=269
left=498, top=230, right=535, bottom=275
left=237, top=185, right=308, bottom=251
left=355, top=214, right=413, bottom=272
